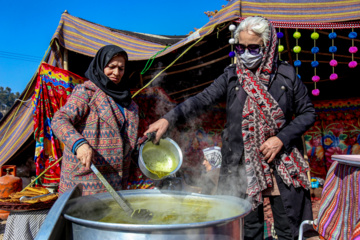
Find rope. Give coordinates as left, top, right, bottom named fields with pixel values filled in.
left=140, top=45, right=169, bottom=75
left=132, top=27, right=217, bottom=98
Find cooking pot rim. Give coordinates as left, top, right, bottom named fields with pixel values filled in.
left=63, top=189, right=252, bottom=231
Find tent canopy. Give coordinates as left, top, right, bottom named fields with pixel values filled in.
left=1, top=0, right=360, bottom=166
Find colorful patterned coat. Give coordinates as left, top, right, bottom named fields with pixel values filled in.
left=51, top=81, right=139, bottom=195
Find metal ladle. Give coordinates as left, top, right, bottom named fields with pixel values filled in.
left=90, top=164, right=153, bottom=222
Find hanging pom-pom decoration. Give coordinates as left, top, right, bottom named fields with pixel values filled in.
left=229, top=24, right=236, bottom=63
left=278, top=45, right=284, bottom=53
left=311, top=47, right=319, bottom=54
left=349, top=46, right=358, bottom=54
left=330, top=73, right=338, bottom=81
left=349, top=31, right=358, bottom=39
left=312, top=75, right=320, bottom=82
left=311, top=32, right=320, bottom=40
left=293, top=28, right=301, bottom=80
left=312, top=89, right=320, bottom=96
left=329, top=59, right=338, bottom=67
left=311, top=29, right=320, bottom=96
left=311, top=61, right=319, bottom=67
left=349, top=61, right=358, bottom=68
left=348, top=28, right=358, bottom=68
left=329, top=46, right=337, bottom=53
left=294, top=60, right=302, bottom=67
left=278, top=28, right=284, bottom=58
left=277, top=31, right=284, bottom=39
left=293, top=31, right=301, bottom=39
left=328, top=29, right=338, bottom=81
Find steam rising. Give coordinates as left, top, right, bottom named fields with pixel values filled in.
left=144, top=62, right=252, bottom=206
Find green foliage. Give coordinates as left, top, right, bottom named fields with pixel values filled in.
left=0, top=86, right=20, bottom=113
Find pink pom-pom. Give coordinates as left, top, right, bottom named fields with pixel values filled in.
left=349, top=46, right=358, bottom=54
left=349, top=61, right=358, bottom=68
left=329, top=59, right=338, bottom=67
left=312, top=89, right=320, bottom=96
left=330, top=73, right=338, bottom=81
left=312, top=75, right=320, bottom=82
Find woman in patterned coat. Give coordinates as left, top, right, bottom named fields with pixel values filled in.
left=51, top=45, right=139, bottom=196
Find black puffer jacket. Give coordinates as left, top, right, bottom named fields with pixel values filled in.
left=164, top=61, right=316, bottom=236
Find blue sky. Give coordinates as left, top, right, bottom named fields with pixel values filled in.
left=0, top=0, right=227, bottom=93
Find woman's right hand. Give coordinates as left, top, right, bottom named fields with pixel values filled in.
left=76, top=143, right=94, bottom=170
left=144, top=118, right=169, bottom=144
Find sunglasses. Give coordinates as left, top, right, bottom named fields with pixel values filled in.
left=234, top=44, right=263, bottom=55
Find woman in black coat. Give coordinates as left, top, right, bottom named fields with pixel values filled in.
left=145, top=16, right=315, bottom=240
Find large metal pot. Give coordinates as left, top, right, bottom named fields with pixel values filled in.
left=62, top=189, right=251, bottom=240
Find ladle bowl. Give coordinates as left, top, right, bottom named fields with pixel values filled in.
left=138, top=137, right=183, bottom=180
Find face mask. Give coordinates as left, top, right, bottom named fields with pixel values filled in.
left=240, top=49, right=263, bottom=70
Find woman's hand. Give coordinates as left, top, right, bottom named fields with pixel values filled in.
left=76, top=143, right=94, bottom=170
left=259, top=136, right=283, bottom=163
left=144, top=119, right=169, bottom=144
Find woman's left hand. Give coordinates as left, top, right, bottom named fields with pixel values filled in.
left=259, top=136, right=283, bottom=163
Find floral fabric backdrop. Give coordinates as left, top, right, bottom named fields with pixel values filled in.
left=32, top=63, right=87, bottom=185
left=304, top=98, right=360, bottom=179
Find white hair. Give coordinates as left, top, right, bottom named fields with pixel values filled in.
left=234, top=16, right=270, bottom=46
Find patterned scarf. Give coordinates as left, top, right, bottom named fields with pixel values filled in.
left=236, top=20, right=310, bottom=209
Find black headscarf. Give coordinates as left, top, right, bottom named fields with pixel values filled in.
left=85, top=45, right=132, bottom=107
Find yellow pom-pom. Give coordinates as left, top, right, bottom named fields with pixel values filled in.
left=311, top=32, right=320, bottom=40
left=278, top=45, right=284, bottom=52
left=293, top=46, right=301, bottom=53
left=293, top=31, right=301, bottom=39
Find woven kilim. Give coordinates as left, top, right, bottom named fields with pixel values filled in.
left=316, top=161, right=360, bottom=240
left=304, top=98, right=360, bottom=179
left=32, top=63, right=87, bottom=185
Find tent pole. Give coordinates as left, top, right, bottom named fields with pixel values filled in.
left=63, top=49, right=69, bottom=70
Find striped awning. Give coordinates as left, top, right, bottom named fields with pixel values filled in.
left=0, top=96, right=34, bottom=166
left=52, top=13, right=167, bottom=61
left=240, top=0, right=360, bottom=23
left=51, top=0, right=241, bottom=61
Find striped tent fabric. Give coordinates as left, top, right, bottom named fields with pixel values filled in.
left=49, top=0, right=240, bottom=63
left=0, top=95, right=34, bottom=166
left=240, top=0, right=360, bottom=23
left=165, top=0, right=240, bottom=53
left=316, top=161, right=360, bottom=240
left=51, top=13, right=167, bottom=61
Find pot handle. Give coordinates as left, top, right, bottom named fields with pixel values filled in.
left=137, top=132, right=157, bottom=149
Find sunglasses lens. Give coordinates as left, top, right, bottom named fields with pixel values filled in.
left=235, top=44, right=245, bottom=54
left=248, top=45, right=261, bottom=55
left=235, top=44, right=261, bottom=55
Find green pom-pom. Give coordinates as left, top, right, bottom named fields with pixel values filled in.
left=293, top=46, right=301, bottom=53
left=278, top=45, right=284, bottom=52
left=293, top=31, right=301, bottom=39
left=311, top=32, right=320, bottom=40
